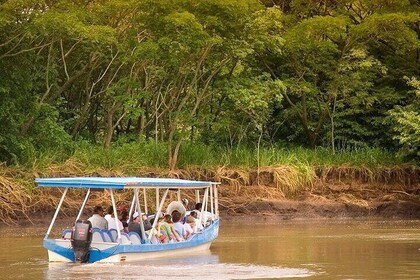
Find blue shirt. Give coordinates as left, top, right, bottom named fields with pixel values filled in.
left=173, top=222, right=186, bottom=239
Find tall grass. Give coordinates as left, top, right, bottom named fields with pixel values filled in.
left=28, top=140, right=409, bottom=171
left=2, top=141, right=414, bottom=223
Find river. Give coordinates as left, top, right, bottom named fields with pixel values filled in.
left=1, top=219, right=420, bottom=279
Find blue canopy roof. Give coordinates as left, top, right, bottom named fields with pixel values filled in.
left=35, top=177, right=216, bottom=189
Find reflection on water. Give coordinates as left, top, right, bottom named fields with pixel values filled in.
left=1, top=220, right=420, bottom=279
left=45, top=249, right=314, bottom=279
left=46, top=261, right=313, bottom=280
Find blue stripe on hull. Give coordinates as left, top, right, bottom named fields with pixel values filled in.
left=45, top=219, right=219, bottom=263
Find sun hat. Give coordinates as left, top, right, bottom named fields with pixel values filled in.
left=182, top=198, right=188, bottom=205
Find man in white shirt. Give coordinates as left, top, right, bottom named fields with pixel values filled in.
left=104, top=205, right=123, bottom=232
left=88, top=206, right=107, bottom=229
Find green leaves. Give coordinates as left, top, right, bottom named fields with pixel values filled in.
left=1, top=0, right=420, bottom=165
left=353, top=12, right=420, bottom=55
left=389, top=77, right=420, bottom=161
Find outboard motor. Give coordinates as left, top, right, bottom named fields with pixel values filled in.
left=71, top=220, right=92, bottom=263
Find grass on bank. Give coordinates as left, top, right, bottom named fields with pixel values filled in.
left=0, top=141, right=418, bottom=224
left=30, top=141, right=409, bottom=172
left=27, top=141, right=413, bottom=196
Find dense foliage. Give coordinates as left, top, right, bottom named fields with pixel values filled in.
left=0, top=0, right=419, bottom=167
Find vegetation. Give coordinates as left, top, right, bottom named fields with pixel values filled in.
left=0, top=0, right=419, bottom=169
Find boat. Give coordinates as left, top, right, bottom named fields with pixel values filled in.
left=35, top=177, right=220, bottom=263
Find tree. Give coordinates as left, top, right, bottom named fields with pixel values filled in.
left=389, top=77, right=420, bottom=161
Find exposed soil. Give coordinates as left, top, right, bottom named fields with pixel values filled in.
left=1, top=166, right=419, bottom=229
left=217, top=174, right=420, bottom=221
left=220, top=199, right=420, bottom=222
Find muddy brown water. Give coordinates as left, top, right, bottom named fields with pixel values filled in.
left=1, top=219, right=420, bottom=279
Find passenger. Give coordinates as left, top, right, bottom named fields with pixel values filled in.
left=194, top=202, right=202, bottom=215
left=166, top=200, right=186, bottom=218
left=193, top=202, right=211, bottom=227
left=181, top=198, right=189, bottom=209
left=88, top=205, right=107, bottom=229
left=142, top=213, right=152, bottom=232
left=161, top=214, right=176, bottom=242
left=184, top=216, right=195, bottom=239
left=149, top=217, right=168, bottom=244
left=128, top=212, right=146, bottom=242
left=155, top=217, right=168, bottom=243
left=120, top=210, right=129, bottom=233
left=172, top=210, right=186, bottom=240
left=189, top=210, right=198, bottom=219
left=190, top=202, right=205, bottom=232
left=148, top=218, right=159, bottom=244
left=117, top=203, right=128, bottom=212
left=104, top=206, right=113, bottom=223
left=105, top=205, right=124, bottom=232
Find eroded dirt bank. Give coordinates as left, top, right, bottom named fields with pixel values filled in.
left=218, top=167, right=420, bottom=220
left=0, top=166, right=419, bottom=227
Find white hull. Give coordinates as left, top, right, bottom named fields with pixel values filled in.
left=47, top=239, right=213, bottom=263
left=48, top=250, right=73, bottom=263
left=97, top=241, right=212, bottom=263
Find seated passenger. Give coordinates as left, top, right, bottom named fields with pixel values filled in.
left=155, top=217, right=168, bottom=243
left=193, top=202, right=212, bottom=227
left=88, top=205, right=107, bottom=229
left=189, top=210, right=198, bottom=219
left=193, top=202, right=202, bottom=214
left=181, top=198, right=189, bottom=223
left=161, top=214, right=177, bottom=242
left=104, top=205, right=113, bottom=222
left=128, top=212, right=146, bottom=242
left=184, top=216, right=195, bottom=239
left=105, top=205, right=124, bottom=232
left=172, top=210, right=186, bottom=241
left=148, top=217, right=166, bottom=243
left=181, top=198, right=189, bottom=210
left=166, top=200, right=186, bottom=218
left=142, top=213, right=152, bottom=232
left=120, top=210, right=129, bottom=233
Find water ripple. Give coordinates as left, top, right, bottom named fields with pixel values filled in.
left=45, top=262, right=316, bottom=280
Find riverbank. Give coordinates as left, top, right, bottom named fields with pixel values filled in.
left=0, top=165, right=419, bottom=226
left=1, top=199, right=419, bottom=238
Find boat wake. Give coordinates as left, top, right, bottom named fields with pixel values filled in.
left=46, top=258, right=316, bottom=279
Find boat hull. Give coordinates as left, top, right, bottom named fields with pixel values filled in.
left=45, top=219, right=219, bottom=263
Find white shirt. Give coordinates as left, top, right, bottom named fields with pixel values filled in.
left=105, top=215, right=123, bottom=232
left=184, top=223, right=194, bottom=235
left=88, top=214, right=108, bottom=229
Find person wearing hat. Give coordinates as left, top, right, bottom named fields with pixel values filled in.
left=128, top=212, right=151, bottom=242
left=128, top=212, right=143, bottom=239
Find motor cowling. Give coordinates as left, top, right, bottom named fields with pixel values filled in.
left=71, top=220, right=92, bottom=263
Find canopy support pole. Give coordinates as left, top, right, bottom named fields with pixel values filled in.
left=195, top=190, right=200, bottom=203
left=45, top=187, right=68, bottom=239
left=198, top=188, right=208, bottom=225
left=214, top=185, right=219, bottom=218
left=177, top=189, right=181, bottom=201
left=149, top=188, right=169, bottom=242
left=143, top=188, right=148, bottom=214
left=109, top=189, right=121, bottom=241
left=134, top=188, right=147, bottom=241
left=155, top=188, right=160, bottom=213
left=210, top=184, right=214, bottom=218
left=128, top=194, right=136, bottom=223
left=75, top=188, right=91, bottom=223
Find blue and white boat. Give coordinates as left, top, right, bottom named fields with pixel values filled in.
left=35, top=177, right=220, bottom=263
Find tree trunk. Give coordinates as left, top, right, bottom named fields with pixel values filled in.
left=103, top=109, right=115, bottom=149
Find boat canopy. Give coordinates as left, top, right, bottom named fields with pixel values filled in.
left=35, top=177, right=217, bottom=189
